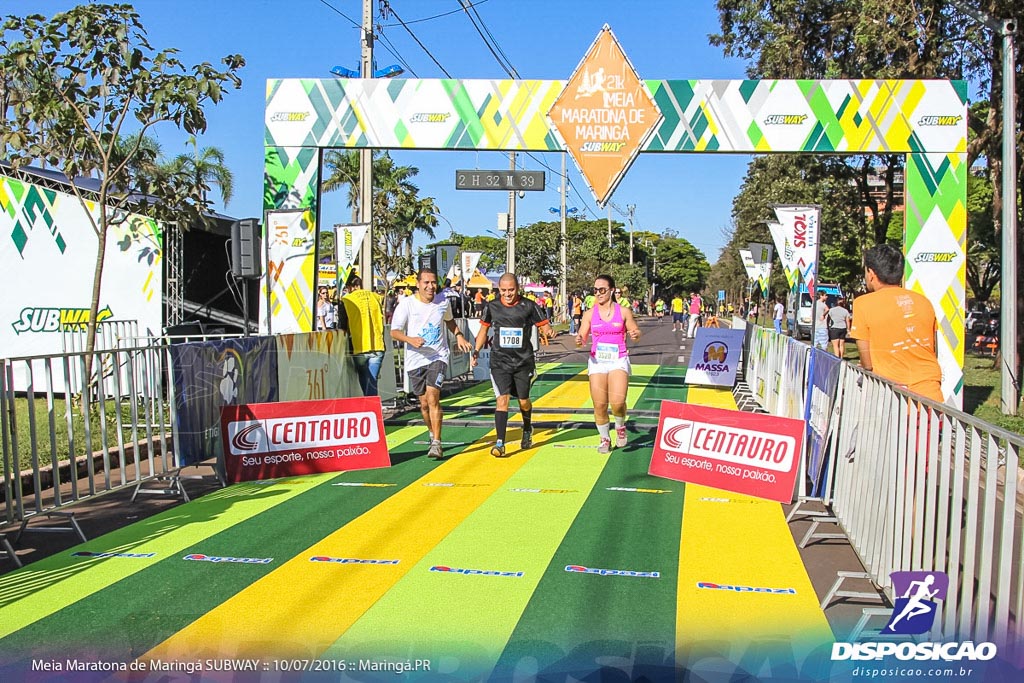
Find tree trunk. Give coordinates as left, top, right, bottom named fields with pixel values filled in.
left=82, top=217, right=108, bottom=409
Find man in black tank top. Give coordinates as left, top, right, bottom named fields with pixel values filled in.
left=471, top=273, right=551, bottom=457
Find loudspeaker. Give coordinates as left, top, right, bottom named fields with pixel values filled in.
left=231, top=218, right=262, bottom=278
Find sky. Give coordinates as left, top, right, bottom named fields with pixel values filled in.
left=26, top=0, right=754, bottom=261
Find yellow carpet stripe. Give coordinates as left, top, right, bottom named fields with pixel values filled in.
left=675, top=388, right=833, bottom=664
left=139, top=374, right=595, bottom=662
left=0, top=425, right=426, bottom=641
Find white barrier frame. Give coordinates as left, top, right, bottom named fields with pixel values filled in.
left=744, top=323, right=1024, bottom=652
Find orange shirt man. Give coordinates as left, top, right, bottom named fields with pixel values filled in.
left=849, top=244, right=943, bottom=402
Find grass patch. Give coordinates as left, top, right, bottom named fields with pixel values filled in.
left=4, top=396, right=164, bottom=473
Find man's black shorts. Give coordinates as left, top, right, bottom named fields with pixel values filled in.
left=490, top=365, right=534, bottom=399
left=408, top=360, right=447, bottom=396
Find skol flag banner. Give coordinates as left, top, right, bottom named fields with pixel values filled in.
left=461, top=252, right=482, bottom=283
left=649, top=400, right=804, bottom=503
left=739, top=249, right=759, bottom=281
left=335, top=223, right=369, bottom=270
left=772, top=205, right=820, bottom=296
left=220, top=396, right=390, bottom=483
left=767, top=221, right=800, bottom=289
left=261, top=209, right=315, bottom=334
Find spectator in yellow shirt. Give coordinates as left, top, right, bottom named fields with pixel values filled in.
left=341, top=276, right=386, bottom=396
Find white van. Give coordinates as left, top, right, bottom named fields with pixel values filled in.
left=788, top=283, right=842, bottom=339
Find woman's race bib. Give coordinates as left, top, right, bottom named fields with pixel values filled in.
left=499, top=327, right=523, bottom=348
left=595, top=342, right=619, bottom=363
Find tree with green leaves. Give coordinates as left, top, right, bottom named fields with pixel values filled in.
left=167, top=135, right=234, bottom=206
left=0, top=3, right=243, bottom=391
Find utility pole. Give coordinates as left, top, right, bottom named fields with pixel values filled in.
left=627, top=204, right=636, bottom=265
left=950, top=1, right=1018, bottom=414
left=560, top=153, right=568, bottom=319
left=606, top=204, right=612, bottom=249
left=358, top=0, right=374, bottom=285
left=507, top=152, right=517, bottom=273
left=999, top=20, right=1018, bottom=414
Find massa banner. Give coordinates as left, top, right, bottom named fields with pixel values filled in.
left=684, top=328, right=746, bottom=387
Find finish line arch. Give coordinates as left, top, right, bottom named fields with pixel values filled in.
left=261, top=42, right=968, bottom=402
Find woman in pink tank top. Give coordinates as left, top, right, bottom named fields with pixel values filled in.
left=575, top=274, right=642, bottom=454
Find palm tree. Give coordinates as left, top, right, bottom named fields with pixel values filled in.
left=167, top=135, right=234, bottom=206
left=322, top=149, right=361, bottom=223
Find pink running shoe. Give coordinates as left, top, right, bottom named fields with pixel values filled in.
left=616, top=426, right=627, bottom=448
left=597, top=437, right=612, bottom=454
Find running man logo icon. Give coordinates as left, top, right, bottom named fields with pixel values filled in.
left=882, top=571, right=949, bottom=635
left=703, top=344, right=727, bottom=363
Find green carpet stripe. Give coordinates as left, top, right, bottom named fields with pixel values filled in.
left=0, top=423, right=432, bottom=643
left=493, top=366, right=688, bottom=679
left=321, top=427, right=613, bottom=672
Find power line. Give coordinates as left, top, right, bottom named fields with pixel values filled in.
left=381, top=0, right=493, bottom=26
left=458, top=0, right=518, bottom=78
left=382, top=2, right=453, bottom=77
left=376, top=27, right=419, bottom=77
left=316, top=0, right=360, bottom=27
left=468, top=0, right=518, bottom=77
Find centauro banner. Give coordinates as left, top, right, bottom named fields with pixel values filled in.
left=0, top=175, right=162, bottom=389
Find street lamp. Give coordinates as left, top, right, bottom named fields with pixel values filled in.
left=951, top=1, right=1018, bottom=414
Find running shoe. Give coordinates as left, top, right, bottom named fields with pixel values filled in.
left=427, top=440, right=445, bottom=460
left=597, top=437, right=612, bottom=454
left=520, top=428, right=533, bottom=450
left=616, top=426, right=628, bottom=448
left=490, top=441, right=506, bottom=458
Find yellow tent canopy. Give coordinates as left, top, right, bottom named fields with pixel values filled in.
left=451, top=269, right=493, bottom=290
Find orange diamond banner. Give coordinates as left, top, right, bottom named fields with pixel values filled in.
left=547, top=25, right=662, bottom=205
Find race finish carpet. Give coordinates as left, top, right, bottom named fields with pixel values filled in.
left=0, top=364, right=834, bottom=682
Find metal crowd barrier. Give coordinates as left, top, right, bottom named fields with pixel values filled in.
left=1, top=343, right=174, bottom=544
left=744, top=323, right=1024, bottom=653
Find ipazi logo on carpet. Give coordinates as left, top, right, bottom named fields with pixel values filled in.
left=882, top=570, right=948, bottom=635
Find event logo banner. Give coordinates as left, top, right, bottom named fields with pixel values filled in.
left=805, top=349, right=842, bottom=497
left=766, top=221, right=800, bottom=289
left=649, top=401, right=804, bottom=503
left=170, top=336, right=279, bottom=468
left=772, top=205, right=820, bottom=296
left=220, top=396, right=389, bottom=483
left=546, top=25, right=662, bottom=205
left=261, top=209, right=315, bottom=334
left=685, top=329, right=745, bottom=388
